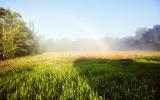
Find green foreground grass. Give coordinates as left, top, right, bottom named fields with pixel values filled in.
left=0, top=53, right=160, bottom=100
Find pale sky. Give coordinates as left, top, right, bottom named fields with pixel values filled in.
left=1, top=0, right=160, bottom=39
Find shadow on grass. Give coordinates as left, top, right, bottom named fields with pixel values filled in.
left=73, top=57, right=160, bottom=99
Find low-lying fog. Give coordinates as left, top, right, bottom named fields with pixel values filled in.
left=37, top=25, right=160, bottom=52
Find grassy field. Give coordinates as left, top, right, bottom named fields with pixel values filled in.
left=0, top=51, right=160, bottom=100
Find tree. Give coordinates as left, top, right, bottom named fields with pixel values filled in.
left=0, top=8, right=38, bottom=59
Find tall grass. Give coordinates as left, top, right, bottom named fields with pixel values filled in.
left=0, top=52, right=160, bottom=100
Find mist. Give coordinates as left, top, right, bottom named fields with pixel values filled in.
left=36, top=24, right=160, bottom=53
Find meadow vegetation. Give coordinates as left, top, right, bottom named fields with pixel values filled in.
left=0, top=52, right=160, bottom=100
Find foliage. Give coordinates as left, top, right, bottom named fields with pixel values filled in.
left=0, top=8, right=38, bottom=59
left=111, top=25, right=160, bottom=51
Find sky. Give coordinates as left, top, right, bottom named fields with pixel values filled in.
left=0, top=0, right=160, bottom=40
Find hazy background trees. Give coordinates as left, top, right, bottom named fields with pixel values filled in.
left=116, top=25, right=160, bottom=50
left=40, top=25, right=160, bottom=52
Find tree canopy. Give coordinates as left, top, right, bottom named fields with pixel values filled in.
left=0, top=8, right=38, bottom=59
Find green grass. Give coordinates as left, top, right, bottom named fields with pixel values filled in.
left=0, top=54, right=160, bottom=100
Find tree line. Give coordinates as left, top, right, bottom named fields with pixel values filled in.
left=0, top=8, right=39, bottom=59
left=107, top=25, right=160, bottom=51
left=39, top=25, right=160, bottom=52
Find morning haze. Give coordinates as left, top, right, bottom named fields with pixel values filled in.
left=1, top=0, right=160, bottom=99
